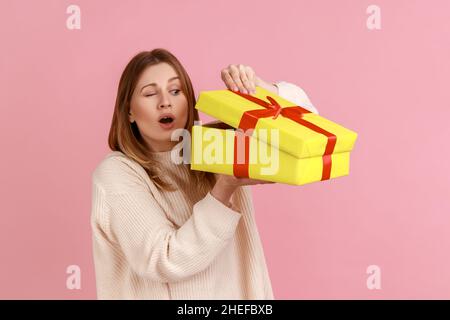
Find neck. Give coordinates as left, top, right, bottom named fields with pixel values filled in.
left=145, top=139, right=178, bottom=153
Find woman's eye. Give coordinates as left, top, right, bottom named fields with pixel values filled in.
left=145, top=90, right=180, bottom=97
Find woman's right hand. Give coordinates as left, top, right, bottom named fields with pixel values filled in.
left=210, top=173, right=275, bottom=208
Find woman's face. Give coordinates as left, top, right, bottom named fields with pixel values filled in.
left=129, top=62, right=188, bottom=152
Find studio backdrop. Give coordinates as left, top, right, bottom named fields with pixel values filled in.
left=1, top=0, right=449, bottom=299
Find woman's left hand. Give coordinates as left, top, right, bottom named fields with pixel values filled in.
left=221, top=64, right=257, bottom=94
left=220, top=64, right=278, bottom=95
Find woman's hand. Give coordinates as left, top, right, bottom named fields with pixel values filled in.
left=220, top=64, right=278, bottom=95
left=210, top=173, right=275, bottom=208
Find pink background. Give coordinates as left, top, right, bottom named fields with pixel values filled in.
left=1, top=0, right=449, bottom=299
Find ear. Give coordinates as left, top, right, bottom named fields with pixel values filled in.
left=128, top=111, right=135, bottom=123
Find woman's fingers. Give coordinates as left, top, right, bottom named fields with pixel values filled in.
left=221, top=64, right=257, bottom=94
left=245, top=67, right=257, bottom=94
left=221, top=69, right=238, bottom=91
left=217, top=173, right=276, bottom=188
left=251, top=179, right=276, bottom=185
left=238, top=65, right=253, bottom=94
left=229, top=65, right=246, bottom=93
left=237, top=177, right=276, bottom=186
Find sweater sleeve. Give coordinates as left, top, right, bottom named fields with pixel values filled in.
left=96, top=159, right=242, bottom=283
left=274, top=81, right=319, bottom=115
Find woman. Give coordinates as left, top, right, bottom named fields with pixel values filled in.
left=90, top=48, right=319, bottom=299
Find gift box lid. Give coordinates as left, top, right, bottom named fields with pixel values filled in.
left=195, top=86, right=358, bottom=159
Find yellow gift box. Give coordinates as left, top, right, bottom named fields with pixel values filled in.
left=190, top=86, right=358, bottom=186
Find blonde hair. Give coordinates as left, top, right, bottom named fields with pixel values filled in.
left=108, top=48, right=216, bottom=191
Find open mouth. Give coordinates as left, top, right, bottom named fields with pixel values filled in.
left=159, top=116, right=174, bottom=124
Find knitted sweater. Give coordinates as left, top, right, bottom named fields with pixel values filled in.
left=90, top=81, right=318, bottom=299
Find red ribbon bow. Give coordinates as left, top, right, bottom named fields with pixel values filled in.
left=230, top=89, right=337, bottom=181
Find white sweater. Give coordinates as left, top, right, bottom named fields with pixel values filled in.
left=90, top=81, right=318, bottom=299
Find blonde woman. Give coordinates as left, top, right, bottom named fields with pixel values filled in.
left=90, top=48, right=319, bottom=299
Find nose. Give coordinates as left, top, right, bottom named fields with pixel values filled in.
left=157, top=91, right=173, bottom=110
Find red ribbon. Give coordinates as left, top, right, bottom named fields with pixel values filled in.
left=230, top=89, right=337, bottom=181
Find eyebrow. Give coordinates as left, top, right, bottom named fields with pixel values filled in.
left=140, top=76, right=180, bottom=92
